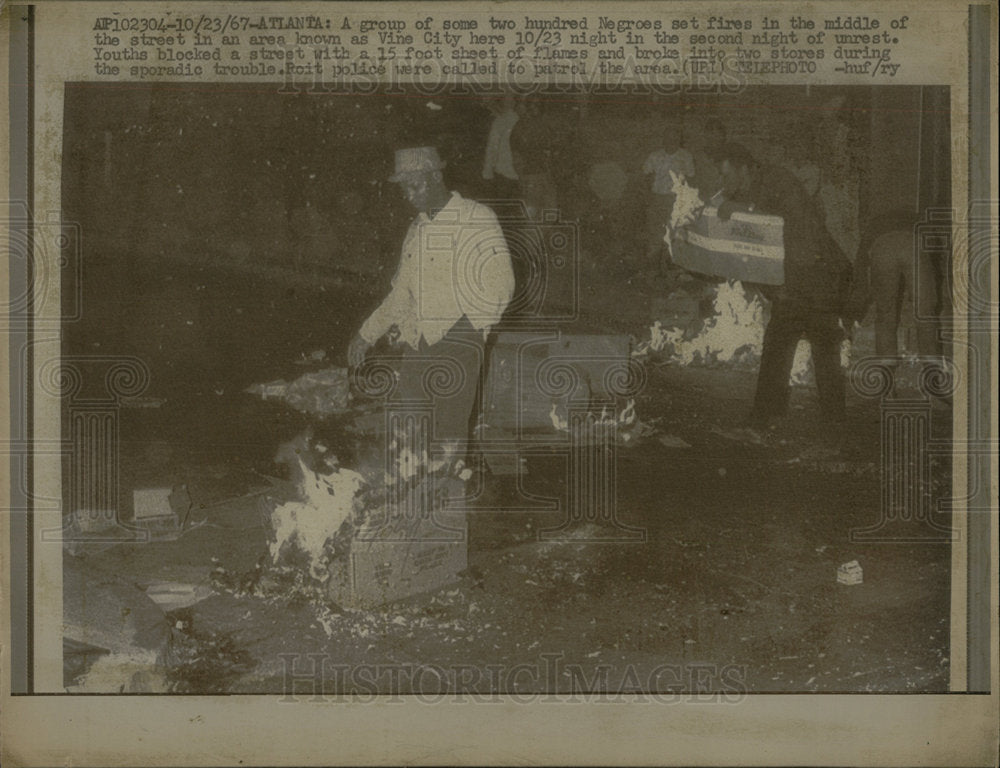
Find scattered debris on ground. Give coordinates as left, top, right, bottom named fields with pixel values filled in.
left=246, top=366, right=352, bottom=416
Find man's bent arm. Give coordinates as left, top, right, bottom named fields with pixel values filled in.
left=359, top=268, right=411, bottom=344
left=464, top=237, right=515, bottom=333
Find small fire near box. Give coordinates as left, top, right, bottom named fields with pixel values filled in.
left=673, top=206, right=785, bottom=285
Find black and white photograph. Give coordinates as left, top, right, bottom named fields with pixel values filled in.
left=2, top=2, right=997, bottom=766
left=56, top=79, right=958, bottom=695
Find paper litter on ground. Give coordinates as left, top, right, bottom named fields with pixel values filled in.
left=245, top=365, right=351, bottom=416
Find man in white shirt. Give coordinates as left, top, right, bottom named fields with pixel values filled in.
left=348, top=147, right=515, bottom=442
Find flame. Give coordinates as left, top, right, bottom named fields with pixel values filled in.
left=668, top=280, right=765, bottom=365
left=550, top=398, right=636, bottom=432
left=665, top=173, right=705, bottom=256
left=428, top=441, right=460, bottom=474
left=636, top=281, right=850, bottom=385
left=788, top=337, right=853, bottom=385
left=549, top=402, right=569, bottom=432
left=269, top=455, right=364, bottom=580
left=268, top=426, right=473, bottom=582
left=617, top=398, right=637, bottom=426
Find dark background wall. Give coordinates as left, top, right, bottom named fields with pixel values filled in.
left=61, top=84, right=950, bottom=282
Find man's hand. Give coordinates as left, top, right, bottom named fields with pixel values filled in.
left=716, top=200, right=747, bottom=221
left=347, top=334, right=372, bottom=369
left=842, top=288, right=871, bottom=325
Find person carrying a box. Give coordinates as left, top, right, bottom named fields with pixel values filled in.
left=348, top=147, right=516, bottom=443
left=715, top=144, right=852, bottom=432
left=686, top=117, right=728, bottom=203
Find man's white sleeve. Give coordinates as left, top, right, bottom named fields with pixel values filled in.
left=482, top=121, right=500, bottom=179
left=465, top=229, right=515, bottom=332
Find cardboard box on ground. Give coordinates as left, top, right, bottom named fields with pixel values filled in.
left=265, top=428, right=472, bottom=609
left=326, top=478, right=468, bottom=609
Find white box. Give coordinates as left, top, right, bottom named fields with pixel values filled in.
left=133, top=488, right=174, bottom=520
left=673, top=207, right=785, bottom=285
left=837, top=560, right=864, bottom=585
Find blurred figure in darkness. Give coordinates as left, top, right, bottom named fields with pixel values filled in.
left=510, top=99, right=557, bottom=221
left=687, top=117, right=728, bottom=203
left=481, top=95, right=521, bottom=201
left=845, top=210, right=945, bottom=362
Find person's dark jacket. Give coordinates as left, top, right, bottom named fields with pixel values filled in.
left=744, top=165, right=852, bottom=313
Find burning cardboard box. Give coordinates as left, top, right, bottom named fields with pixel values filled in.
left=483, top=332, right=631, bottom=436
left=267, top=435, right=468, bottom=609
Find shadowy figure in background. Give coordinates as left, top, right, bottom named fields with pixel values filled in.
left=784, top=124, right=822, bottom=200
left=642, top=115, right=695, bottom=274
left=481, top=95, right=521, bottom=202
left=844, top=210, right=946, bottom=379
left=716, top=144, right=852, bottom=434
left=504, top=99, right=559, bottom=321
left=510, top=99, right=557, bottom=221
left=687, top=118, right=728, bottom=203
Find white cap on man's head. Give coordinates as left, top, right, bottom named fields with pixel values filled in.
left=388, top=147, right=446, bottom=182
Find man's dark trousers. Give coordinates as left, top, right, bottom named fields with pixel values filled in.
left=392, top=316, right=485, bottom=444
left=751, top=299, right=845, bottom=425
